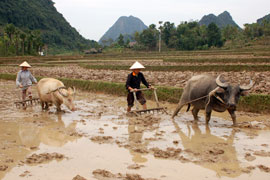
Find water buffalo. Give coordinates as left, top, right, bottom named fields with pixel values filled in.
left=37, top=78, right=76, bottom=111
left=172, top=74, right=254, bottom=125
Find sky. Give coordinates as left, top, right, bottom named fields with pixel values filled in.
left=52, top=0, right=270, bottom=41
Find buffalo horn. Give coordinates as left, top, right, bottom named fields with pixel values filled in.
left=58, top=88, right=68, bottom=97
left=240, top=80, right=254, bottom=91
left=72, top=86, right=76, bottom=94
left=216, top=75, right=228, bottom=88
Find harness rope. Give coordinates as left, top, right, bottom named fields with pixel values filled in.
left=157, top=87, right=227, bottom=109
left=46, top=86, right=67, bottom=94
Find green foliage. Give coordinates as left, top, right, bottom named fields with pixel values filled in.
left=79, top=64, right=270, bottom=72
left=0, top=0, right=97, bottom=54
left=207, top=23, right=224, bottom=47
left=162, top=22, right=175, bottom=46
left=133, top=21, right=225, bottom=50
left=238, top=94, right=270, bottom=113
left=0, top=24, right=44, bottom=56
left=117, top=34, right=125, bottom=47
left=222, top=25, right=240, bottom=41
left=138, top=24, right=159, bottom=50
left=243, top=19, right=270, bottom=39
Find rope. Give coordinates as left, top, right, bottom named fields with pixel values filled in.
left=47, top=86, right=66, bottom=94
left=157, top=86, right=227, bottom=108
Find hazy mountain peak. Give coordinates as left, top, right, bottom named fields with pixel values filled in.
left=99, top=15, right=147, bottom=44
left=199, top=11, right=239, bottom=28
left=257, top=14, right=270, bottom=24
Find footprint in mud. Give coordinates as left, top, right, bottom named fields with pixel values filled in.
left=127, top=164, right=145, bottom=170
left=245, top=153, right=256, bottom=161
left=92, top=169, right=159, bottom=180
left=24, top=152, right=66, bottom=165
left=72, top=175, right=87, bottom=180
left=90, top=136, right=114, bottom=144
left=257, top=165, right=270, bottom=173
left=19, top=170, right=31, bottom=177
left=0, top=165, right=8, bottom=171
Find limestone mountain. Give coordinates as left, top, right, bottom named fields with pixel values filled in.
left=0, top=0, right=96, bottom=51
left=99, top=15, right=148, bottom=44
left=257, top=14, right=270, bottom=24
left=199, top=11, right=240, bottom=28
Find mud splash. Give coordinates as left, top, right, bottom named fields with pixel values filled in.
left=0, top=80, right=270, bottom=180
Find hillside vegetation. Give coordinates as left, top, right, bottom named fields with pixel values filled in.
left=0, top=0, right=97, bottom=54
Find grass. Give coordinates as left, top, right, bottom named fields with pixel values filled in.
left=1, top=73, right=269, bottom=113
left=164, top=57, right=270, bottom=63
left=79, top=64, right=270, bottom=72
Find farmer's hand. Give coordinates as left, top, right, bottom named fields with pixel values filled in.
left=19, top=84, right=23, bottom=88
left=128, top=87, right=135, bottom=92
left=133, top=88, right=138, bottom=92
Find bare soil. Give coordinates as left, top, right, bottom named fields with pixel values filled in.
left=1, top=65, right=270, bottom=94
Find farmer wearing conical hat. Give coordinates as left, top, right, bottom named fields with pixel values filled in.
left=125, top=61, right=152, bottom=112
left=16, top=61, right=37, bottom=101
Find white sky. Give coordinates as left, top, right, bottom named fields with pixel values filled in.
left=52, top=0, right=270, bottom=41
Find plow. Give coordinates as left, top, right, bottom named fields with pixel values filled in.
left=130, top=88, right=167, bottom=115
left=14, top=98, right=40, bottom=108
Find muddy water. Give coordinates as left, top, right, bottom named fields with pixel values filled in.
left=0, top=80, right=270, bottom=180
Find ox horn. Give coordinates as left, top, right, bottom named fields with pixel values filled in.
left=216, top=75, right=228, bottom=88
left=58, top=88, right=68, bottom=97
left=240, top=80, right=254, bottom=91
left=72, top=86, right=76, bottom=94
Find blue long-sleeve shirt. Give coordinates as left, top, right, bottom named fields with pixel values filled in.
left=16, top=70, right=37, bottom=90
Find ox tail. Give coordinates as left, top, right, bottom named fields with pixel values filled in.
left=172, top=103, right=185, bottom=119
left=186, top=103, right=191, bottom=112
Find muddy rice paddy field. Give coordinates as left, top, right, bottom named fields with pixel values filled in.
left=0, top=79, right=270, bottom=180
left=1, top=50, right=270, bottom=179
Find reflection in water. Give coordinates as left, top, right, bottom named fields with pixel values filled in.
left=127, top=116, right=161, bottom=163
left=128, top=117, right=148, bottom=163
left=173, top=120, right=242, bottom=178
left=0, top=112, right=79, bottom=179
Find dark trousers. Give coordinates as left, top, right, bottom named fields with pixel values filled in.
left=127, top=91, right=146, bottom=107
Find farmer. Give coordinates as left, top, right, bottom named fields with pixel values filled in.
left=125, top=61, right=152, bottom=112
left=16, top=61, right=37, bottom=101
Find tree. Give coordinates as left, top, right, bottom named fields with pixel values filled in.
left=14, top=28, right=21, bottom=55
left=134, top=31, right=140, bottom=42
left=139, top=24, right=158, bottom=50
left=162, top=21, right=175, bottom=46
left=26, top=30, right=34, bottom=54
left=222, top=25, right=239, bottom=41
left=20, top=32, right=26, bottom=55
left=117, top=34, right=124, bottom=46
left=32, top=30, right=43, bottom=53
left=207, top=23, right=224, bottom=47
left=4, top=24, right=16, bottom=43
left=244, top=23, right=263, bottom=39
left=125, top=39, right=130, bottom=47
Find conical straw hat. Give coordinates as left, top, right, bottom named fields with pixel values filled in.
left=19, top=61, right=31, bottom=68
left=130, top=61, right=145, bottom=70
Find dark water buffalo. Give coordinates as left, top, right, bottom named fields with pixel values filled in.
left=172, top=74, right=254, bottom=125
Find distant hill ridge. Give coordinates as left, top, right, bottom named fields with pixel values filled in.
left=0, top=0, right=95, bottom=51
left=199, top=11, right=240, bottom=28
left=99, top=15, right=147, bottom=44
left=257, top=14, right=270, bottom=24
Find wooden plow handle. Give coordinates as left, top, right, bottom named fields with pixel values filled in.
left=131, top=88, right=160, bottom=111
left=130, top=88, right=156, bottom=92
